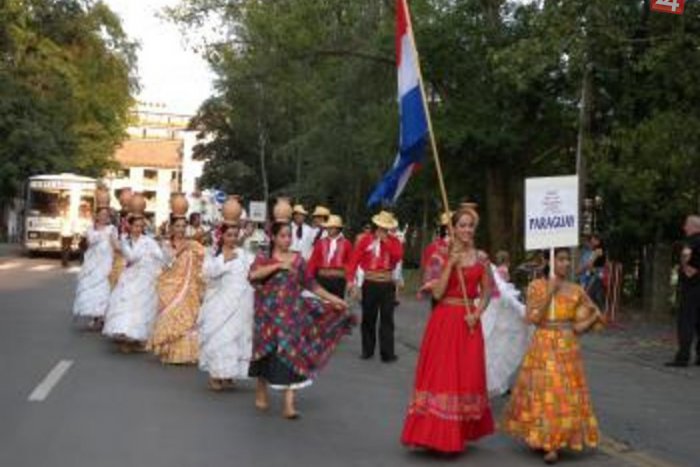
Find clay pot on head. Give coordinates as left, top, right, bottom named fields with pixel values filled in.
left=95, top=186, right=110, bottom=208
left=460, top=201, right=478, bottom=211
left=118, top=188, right=133, bottom=211
left=170, top=193, right=189, bottom=217
left=222, top=195, right=243, bottom=224
left=130, top=192, right=146, bottom=214
left=273, top=197, right=293, bottom=222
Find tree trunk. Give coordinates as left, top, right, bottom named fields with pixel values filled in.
left=643, top=237, right=673, bottom=316
left=257, top=119, right=269, bottom=202
left=486, top=165, right=509, bottom=254
left=509, top=175, right=524, bottom=259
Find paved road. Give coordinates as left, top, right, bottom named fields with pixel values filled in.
left=0, top=250, right=693, bottom=467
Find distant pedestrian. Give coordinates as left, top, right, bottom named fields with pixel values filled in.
left=577, top=234, right=606, bottom=310
left=666, top=215, right=700, bottom=367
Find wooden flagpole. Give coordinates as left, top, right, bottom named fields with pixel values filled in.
left=401, top=0, right=477, bottom=330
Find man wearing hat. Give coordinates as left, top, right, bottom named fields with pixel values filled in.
left=307, top=215, right=353, bottom=299
left=418, top=212, right=451, bottom=306
left=311, top=205, right=331, bottom=245
left=290, top=204, right=315, bottom=260
left=347, top=211, right=404, bottom=363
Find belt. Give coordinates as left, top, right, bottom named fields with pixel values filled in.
left=540, top=320, right=574, bottom=330
left=318, top=268, right=346, bottom=278
left=364, top=271, right=394, bottom=283
left=440, top=297, right=475, bottom=307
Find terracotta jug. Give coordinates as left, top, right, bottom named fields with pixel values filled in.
left=170, top=193, right=189, bottom=217
left=273, top=197, right=293, bottom=222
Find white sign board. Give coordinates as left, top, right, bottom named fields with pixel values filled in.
left=525, top=175, right=579, bottom=251
left=248, top=201, right=268, bottom=223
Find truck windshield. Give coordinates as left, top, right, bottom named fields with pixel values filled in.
left=27, top=188, right=70, bottom=217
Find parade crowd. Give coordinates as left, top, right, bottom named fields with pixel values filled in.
left=71, top=187, right=607, bottom=464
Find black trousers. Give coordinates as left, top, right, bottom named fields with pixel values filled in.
left=316, top=276, right=347, bottom=299
left=675, top=285, right=700, bottom=363
left=61, top=236, right=72, bottom=267
left=361, top=281, right=396, bottom=359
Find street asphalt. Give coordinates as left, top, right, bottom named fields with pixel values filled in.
left=0, top=247, right=696, bottom=467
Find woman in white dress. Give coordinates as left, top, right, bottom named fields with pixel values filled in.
left=198, top=222, right=255, bottom=391
left=72, top=207, right=117, bottom=330
left=481, top=263, right=532, bottom=397
left=103, top=215, right=164, bottom=353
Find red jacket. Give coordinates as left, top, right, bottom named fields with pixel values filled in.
left=307, top=235, right=353, bottom=279
left=421, top=237, right=449, bottom=270
left=347, top=233, right=403, bottom=283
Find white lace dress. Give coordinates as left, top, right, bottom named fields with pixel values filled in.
left=481, top=265, right=533, bottom=397
left=72, top=225, right=116, bottom=319
left=198, top=248, right=255, bottom=380
left=103, top=235, right=164, bottom=342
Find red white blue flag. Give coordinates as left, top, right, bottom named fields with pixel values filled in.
left=368, top=0, right=428, bottom=207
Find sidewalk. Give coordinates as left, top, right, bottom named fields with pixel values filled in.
left=0, top=243, right=22, bottom=259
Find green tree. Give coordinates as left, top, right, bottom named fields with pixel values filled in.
left=0, top=0, right=137, bottom=204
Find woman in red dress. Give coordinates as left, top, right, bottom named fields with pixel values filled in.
left=401, top=206, right=495, bottom=454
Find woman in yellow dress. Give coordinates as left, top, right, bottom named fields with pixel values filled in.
left=502, top=248, right=604, bottom=464
left=148, top=215, right=205, bottom=364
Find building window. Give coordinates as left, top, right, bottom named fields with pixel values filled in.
left=144, top=169, right=158, bottom=183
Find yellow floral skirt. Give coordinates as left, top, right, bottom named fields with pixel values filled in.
left=147, top=273, right=201, bottom=364
left=502, top=328, right=599, bottom=452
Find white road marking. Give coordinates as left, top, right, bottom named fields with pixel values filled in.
left=28, top=360, right=74, bottom=402
left=0, top=262, right=21, bottom=270
left=67, top=266, right=81, bottom=274
left=29, top=264, right=56, bottom=272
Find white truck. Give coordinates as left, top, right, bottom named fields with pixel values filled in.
left=23, top=174, right=97, bottom=254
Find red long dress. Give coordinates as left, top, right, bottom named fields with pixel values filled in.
left=401, top=262, right=494, bottom=453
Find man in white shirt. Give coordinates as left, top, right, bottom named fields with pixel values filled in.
left=290, top=204, right=314, bottom=260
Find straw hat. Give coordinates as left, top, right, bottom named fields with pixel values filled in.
left=372, top=211, right=398, bottom=230
left=312, top=206, right=331, bottom=218
left=323, top=215, right=344, bottom=229
left=292, top=204, right=308, bottom=216
left=438, top=211, right=453, bottom=226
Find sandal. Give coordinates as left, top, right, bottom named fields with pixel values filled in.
left=544, top=451, right=559, bottom=464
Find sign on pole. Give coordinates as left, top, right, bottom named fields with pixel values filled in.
left=525, top=175, right=579, bottom=251
left=650, top=0, right=685, bottom=15
left=248, top=201, right=268, bottom=223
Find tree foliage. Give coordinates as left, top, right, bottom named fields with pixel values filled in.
left=171, top=0, right=700, bottom=279
left=0, top=0, right=137, bottom=201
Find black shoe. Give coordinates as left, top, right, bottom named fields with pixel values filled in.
left=695, top=359, right=700, bottom=366
left=665, top=360, right=689, bottom=368
left=381, top=355, right=399, bottom=363
left=360, top=354, right=374, bottom=360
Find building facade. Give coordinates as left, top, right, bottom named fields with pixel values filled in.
left=104, top=103, right=206, bottom=227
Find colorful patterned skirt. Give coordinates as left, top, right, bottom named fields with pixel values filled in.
left=502, top=327, right=599, bottom=452
left=249, top=294, right=356, bottom=388
left=401, top=303, right=494, bottom=453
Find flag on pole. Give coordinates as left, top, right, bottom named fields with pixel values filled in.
left=367, top=0, right=428, bottom=207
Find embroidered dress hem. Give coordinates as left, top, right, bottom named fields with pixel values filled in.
left=401, top=263, right=494, bottom=454
left=149, top=335, right=199, bottom=364
left=249, top=352, right=311, bottom=390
